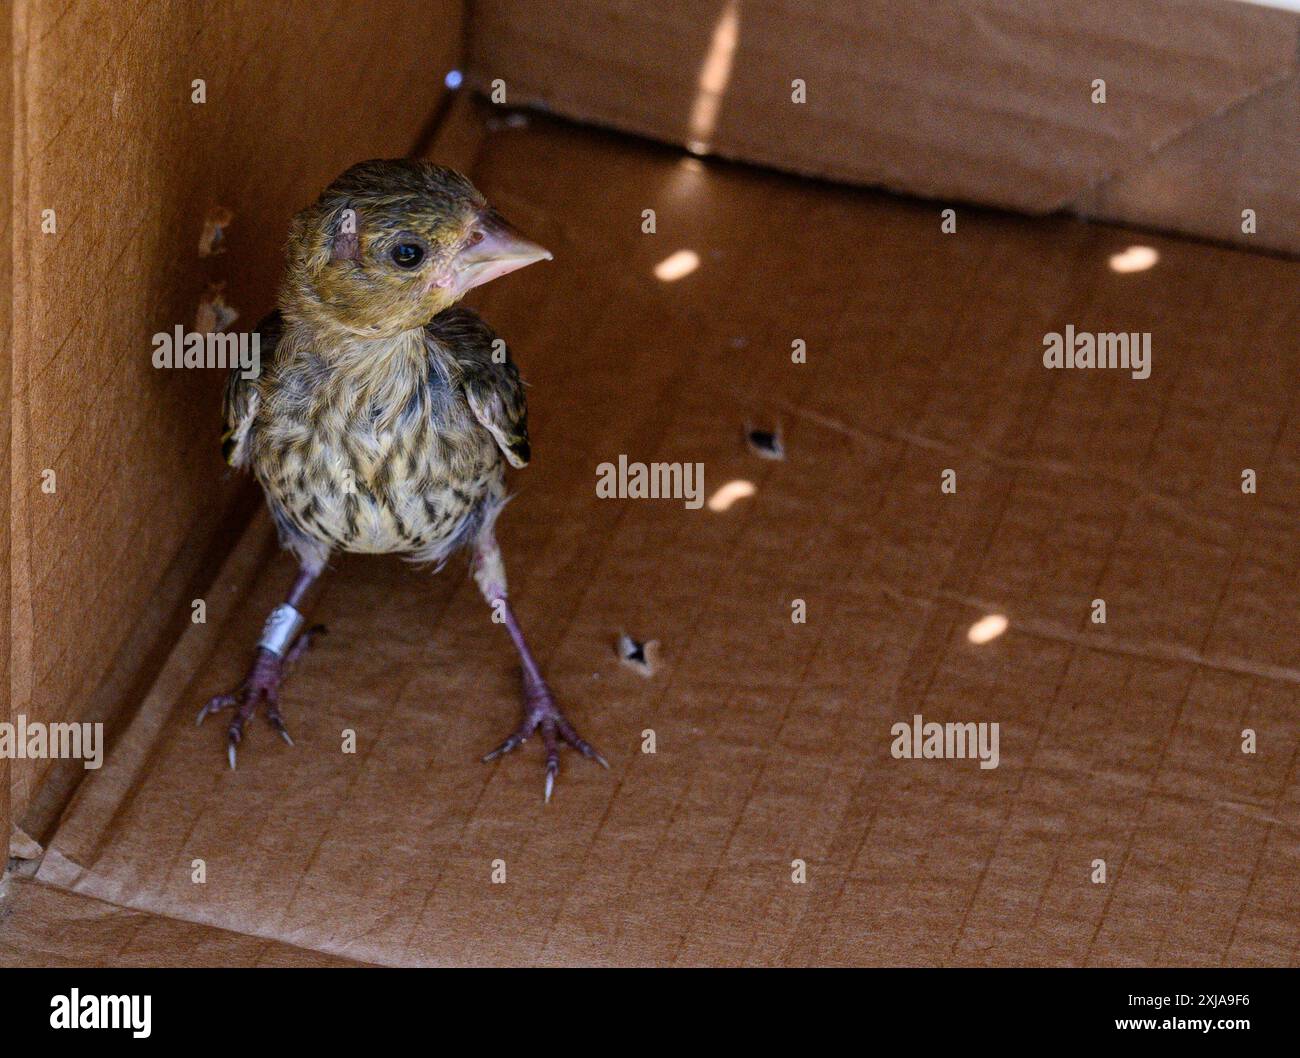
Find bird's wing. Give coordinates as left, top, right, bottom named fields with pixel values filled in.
left=464, top=359, right=531, bottom=469
left=221, top=310, right=281, bottom=467
left=430, top=307, right=531, bottom=469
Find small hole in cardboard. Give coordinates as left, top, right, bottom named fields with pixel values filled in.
left=617, top=632, right=658, bottom=676
left=195, top=283, right=239, bottom=333
left=198, top=206, right=235, bottom=257
left=746, top=426, right=784, bottom=460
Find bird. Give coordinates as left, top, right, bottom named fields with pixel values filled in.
left=198, top=158, right=606, bottom=802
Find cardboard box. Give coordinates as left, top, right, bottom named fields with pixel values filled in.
left=4, top=1, right=1297, bottom=967
left=468, top=0, right=1300, bottom=255
left=6, top=0, right=461, bottom=843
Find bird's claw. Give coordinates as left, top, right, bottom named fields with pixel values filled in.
left=196, top=693, right=237, bottom=725
left=196, top=627, right=321, bottom=767
left=199, top=681, right=291, bottom=768
left=483, top=681, right=606, bottom=801
left=481, top=731, right=527, bottom=763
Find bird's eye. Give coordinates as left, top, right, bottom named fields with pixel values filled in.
left=391, top=242, right=425, bottom=268
left=466, top=229, right=485, bottom=247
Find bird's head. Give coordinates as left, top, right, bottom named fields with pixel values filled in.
left=283, top=159, right=551, bottom=338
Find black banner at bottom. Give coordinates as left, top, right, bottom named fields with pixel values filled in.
left=0, top=967, right=1287, bottom=1044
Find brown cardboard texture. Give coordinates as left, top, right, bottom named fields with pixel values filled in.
left=7, top=100, right=1296, bottom=966
left=467, top=0, right=1300, bottom=254
left=7, top=0, right=462, bottom=842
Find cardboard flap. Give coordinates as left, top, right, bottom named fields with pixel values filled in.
left=469, top=0, right=1298, bottom=214
left=0, top=880, right=366, bottom=967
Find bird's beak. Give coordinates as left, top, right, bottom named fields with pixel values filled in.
left=446, top=209, right=552, bottom=296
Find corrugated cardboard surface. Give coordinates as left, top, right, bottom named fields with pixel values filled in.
left=1, top=0, right=14, bottom=858
left=11, top=105, right=1297, bottom=966
left=467, top=0, right=1300, bottom=254
left=7, top=0, right=461, bottom=836
left=0, top=879, right=364, bottom=967
left=1079, top=65, right=1300, bottom=250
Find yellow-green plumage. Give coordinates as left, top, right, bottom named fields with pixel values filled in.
left=222, top=160, right=532, bottom=575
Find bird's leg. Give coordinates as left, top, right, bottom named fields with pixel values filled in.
left=473, top=530, right=607, bottom=801
left=197, top=565, right=326, bottom=768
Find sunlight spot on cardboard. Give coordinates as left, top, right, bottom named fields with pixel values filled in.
left=655, top=249, right=701, bottom=282
left=687, top=0, right=739, bottom=154
left=663, top=156, right=706, bottom=201
left=707, top=479, right=756, bottom=511
left=967, top=613, right=1008, bottom=644
left=663, top=156, right=709, bottom=204
left=1108, top=245, right=1158, bottom=273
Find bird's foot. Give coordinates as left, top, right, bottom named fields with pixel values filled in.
left=196, top=625, right=325, bottom=768
left=482, top=673, right=607, bottom=802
